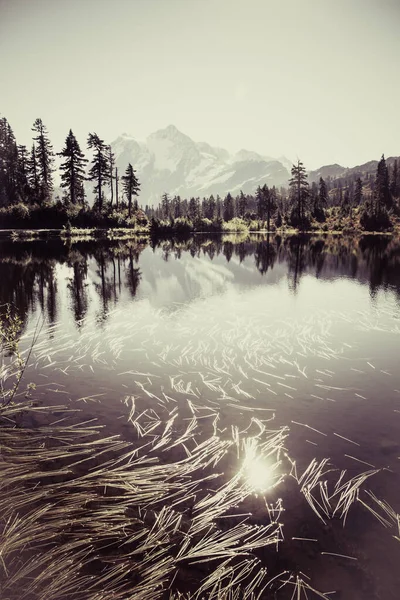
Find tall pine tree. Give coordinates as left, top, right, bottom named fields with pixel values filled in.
left=87, top=133, right=109, bottom=211
left=265, top=185, right=276, bottom=231
left=115, top=167, right=119, bottom=208
left=173, top=195, right=183, bottom=218
left=32, top=118, right=54, bottom=204
left=188, top=197, right=200, bottom=221
left=256, top=185, right=276, bottom=227
left=160, top=192, right=171, bottom=220
left=390, top=159, right=399, bottom=199
left=354, top=177, right=363, bottom=206
left=207, top=195, right=216, bottom=220
left=121, top=164, right=140, bottom=217
left=374, top=154, right=392, bottom=214
left=107, top=146, right=115, bottom=206
left=256, top=186, right=265, bottom=220
left=0, top=117, right=19, bottom=205
left=223, top=192, right=234, bottom=221
left=16, top=145, right=30, bottom=201
left=289, top=160, right=309, bottom=225
left=311, top=177, right=327, bottom=221
left=237, top=190, right=247, bottom=218
left=58, top=130, right=88, bottom=205
left=27, top=144, right=40, bottom=203
left=318, top=177, right=328, bottom=207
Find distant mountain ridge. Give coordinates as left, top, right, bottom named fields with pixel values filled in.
left=308, top=156, right=400, bottom=184
left=79, top=125, right=398, bottom=206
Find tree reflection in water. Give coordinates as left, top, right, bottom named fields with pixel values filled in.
left=1, top=234, right=400, bottom=335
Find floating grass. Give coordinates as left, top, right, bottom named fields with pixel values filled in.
left=1, top=282, right=400, bottom=598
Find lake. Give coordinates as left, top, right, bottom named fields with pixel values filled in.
left=0, top=233, right=399, bottom=600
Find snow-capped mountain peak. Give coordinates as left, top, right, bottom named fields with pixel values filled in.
left=111, top=126, right=291, bottom=205
left=149, top=124, right=188, bottom=140
left=232, top=149, right=267, bottom=163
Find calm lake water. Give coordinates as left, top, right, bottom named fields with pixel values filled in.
left=1, top=233, right=400, bottom=599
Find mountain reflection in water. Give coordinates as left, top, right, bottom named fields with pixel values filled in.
left=1, top=233, right=399, bottom=331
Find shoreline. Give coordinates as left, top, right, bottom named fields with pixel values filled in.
left=0, top=226, right=397, bottom=241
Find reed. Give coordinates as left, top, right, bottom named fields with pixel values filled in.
left=1, top=294, right=398, bottom=598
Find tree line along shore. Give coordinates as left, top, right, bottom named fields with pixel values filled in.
left=1, top=116, right=399, bottom=236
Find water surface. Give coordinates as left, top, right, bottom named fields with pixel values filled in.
left=1, top=233, right=400, bottom=599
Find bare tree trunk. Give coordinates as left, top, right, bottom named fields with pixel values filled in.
left=109, top=147, right=114, bottom=206
left=297, top=164, right=301, bottom=223
left=115, top=167, right=119, bottom=209
left=97, top=149, right=102, bottom=211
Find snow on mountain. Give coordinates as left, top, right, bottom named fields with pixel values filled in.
left=111, top=125, right=291, bottom=206
left=196, top=142, right=230, bottom=162
left=232, top=149, right=265, bottom=163
left=277, top=155, right=295, bottom=173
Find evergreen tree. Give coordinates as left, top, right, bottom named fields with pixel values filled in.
left=115, top=167, right=119, bottom=208
left=202, top=195, right=214, bottom=220
left=107, top=146, right=115, bottom=205
left=27, top=144, right=40, bottom=203
left=16, top=145, right=30, bottom=201
left=196, top=197, right=202, bottom=218
left=58, top=130, right=88, bottom=205
left=0, top=117, right=8, bottom=206
left=318, top=177, right=328, bottom=207
left=390, top=159, right=399, bottom=198
left=354, top=177, right=363, bottom=205
left=289, top=160, right=309, bottom=225
left=201, top=197, right=208, bottom=219
left=161, top=192, right=171, bottom=219
left=122, top=164, right=140, bottom=217
left=31, top=118, right=54, bottom=204
left=237, top=190, right=247, bottom=218
left=374, top=154, right=392, bottom=214
left=359, top=157, right=392, bottom=231
left=181, top=198, right=189, bottom=218
left=87, top=133, right=110, bottom=211
left=256, top=186, right=265, bottom=220
left=309, top=181, right=318, bottom=210
left=173, top=195, right=183, bottom=218
left=265, top=185, right=277, bottom=230
left=188, top=196, right=200, bottom=221
left=0, top=117, right=19, bottom=205
left=256, top=185, right=276, bottom=227
left=208, top=195, right=216, bottom=220
left=310, top=177, right=327, bottom=221
left=215, top=195, right=223, bottom=219
left=223, top=192, right=234, bottom=221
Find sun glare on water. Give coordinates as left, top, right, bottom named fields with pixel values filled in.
left=243, top=456, right=282, bottom=494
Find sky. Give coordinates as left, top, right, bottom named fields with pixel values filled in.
left=1, top=0, right=399, bottom=170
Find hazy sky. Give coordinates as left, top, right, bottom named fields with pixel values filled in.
left=1, top=0, right=399, bottom=169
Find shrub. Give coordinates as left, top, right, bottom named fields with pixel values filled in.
left=222, top=218, right=249, bottom=233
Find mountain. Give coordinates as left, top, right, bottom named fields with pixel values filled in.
left=111, top=125, right=291, bottom=206
left=307, top=164, right=347, bottom=182
left=308, top=157, right=399, bottom=184
left=75, top=125, right=399, bottom=207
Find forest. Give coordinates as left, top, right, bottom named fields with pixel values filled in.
left=1, top=115, right=399, bottom=234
